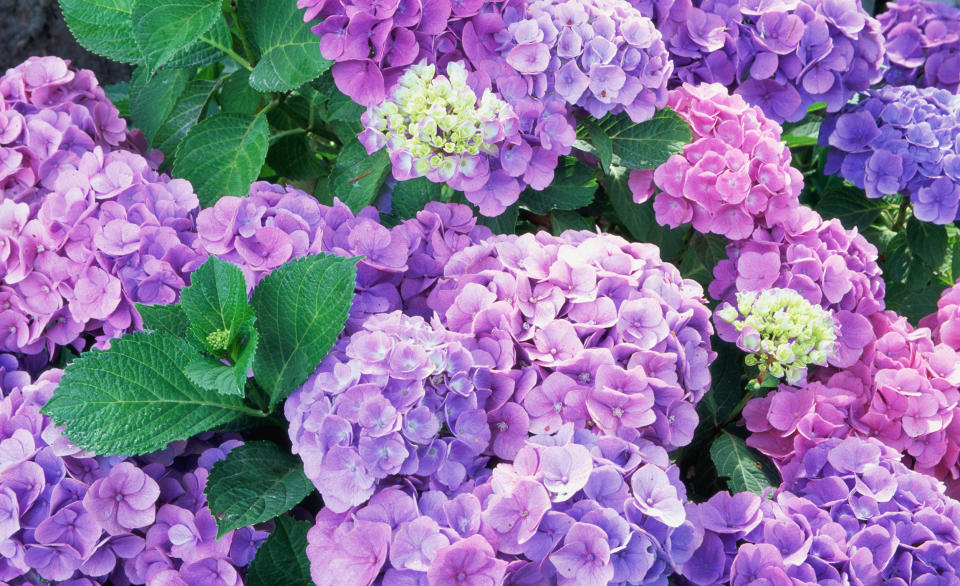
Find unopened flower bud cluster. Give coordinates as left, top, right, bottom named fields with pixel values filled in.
left=716, top=288, right=837, bottom=384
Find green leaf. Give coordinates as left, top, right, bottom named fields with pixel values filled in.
left=220, top=70, right=263, bottom=114
left=60, top=0, right=141, bottom=63
left=584, top=119, right=613, bottom=173
left=390, top=177, right=444, bottom=220
left=906, top=216, right=949, bottom=268
left=322, top=82, right=366, bottom=123
left=519, top=157, right=597, bottom=214
left=252, top=254, right=358, bottom=408
left=154, top=79, right=217, bottom=160
left=185, top=357, right=245, bottom=396
left=181, top=256, right=254, bottom=352
left=605, top=165, right=686, bottom=260
left=710, top=431, right=779, bottom=495
left=164, top=14, right=231, bottom=68
left=815, top=185, right=888, bottom=232
left=267, top=133, right=326, bottom=181
left=132, top=0, right=222, bottom=72
left=135, top=303, right=189, bottom=338
left=206, top=442, right=315, bottom=538
left=247, top=516, right=315, bottom=586
left=41, top=331, right=257, bottom=455
left=695, top=342, right=744, bottom=432
left=173, top=113, right=270, bottom=206
left=129, top=66, right=190, bottom=145
left=238, top=0, right=333, bottom=92
left=104, top=82, right=131, bottom=118
left=781, top=117, right=822, bottom=148
left=596, top=108, right=691, bottom=171
left=550, top=210, right=592, bottom=235
left=326, top=138, right=390, bottom=212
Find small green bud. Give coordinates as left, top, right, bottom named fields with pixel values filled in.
left=206, top=329, right=231, bottom=352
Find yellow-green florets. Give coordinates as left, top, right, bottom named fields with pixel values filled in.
left=716, top=288, right=837, bottom=385
left=205, top=329, right=231, bottom=352
left=359, top=61, right=519, bottom=184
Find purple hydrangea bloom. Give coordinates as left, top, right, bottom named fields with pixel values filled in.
left=286, top=310, right=488, bottom=511
left=428, top=229, right=715, bottom=451
left=679, top=437, right=960, bottom=585
left=0, top=57, right=203, bottom=358
left=820, top=84, right=960, bottom=225
left=878, top=0, right=960, bottom=92
left=305, top=427, right=693, bottom=584
left=0, top=361, right=269, bottom=584
left=498, top=0, right=673, bottom=122
left=709, top=208, right=885, bottom=369
left=635, top=0, right=885, bottom=123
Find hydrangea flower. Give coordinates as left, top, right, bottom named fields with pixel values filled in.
left=0, top=56, right=202, bottom=357
left=359, top=61, right=524, bottom=216
left=715, top=288, right=837, bottom=385
left=286, top=310, right=486, bottom=511
left=0, top=361, right=269, bottom=584
left=742, top=309, right=960, bottom=491
left=297, top=0, right=487, bottom=107
left=679, top=437, right=960, bottom=585
left=709, top=208, right=885, bottom=369
left=196, top=182, right=492, bottom=331
left=878, top=0, right=960, bottom=92
left=920, top=276, right=960, bottom=349
left=497, top=0, right=672, bottom=122
left=306, top=427, right=696, bottom=584
left=820, top=84, right=960, bottom=224
left=639, top=84, right=805, bottom=240
left=635, top=0, right=885, bottom=123
left=428, top=229, right=715, bottom=451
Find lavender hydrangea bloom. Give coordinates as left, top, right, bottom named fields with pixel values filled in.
left=0, top=57, right=203, bottom=357
left=286, top=310, right=489, bottom=511
left=0, top=361, right=270, bottom=584
left=498, top=0, right=673, bottom=122
left=306, top=427, right=694, bottom=584
left=820, top=84, right=960, bottom=224
left=878, top=0, right=960, bottom=92
left=429, top=229, right=715, bottom=451
left=197, top=184, right=492, bottom=332
left=635, top=0, right=885, bottom=122
left=679, top=437, right=960, bottom=585
left=709, top=208, right=885, bottom=369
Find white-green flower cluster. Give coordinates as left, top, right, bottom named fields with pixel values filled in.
left=358, top=61, right=519, bottom=188
left=716, top=288, right=837, bottom=385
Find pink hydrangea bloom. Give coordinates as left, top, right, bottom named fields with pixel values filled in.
left=640, top=83, right=805, bottom=241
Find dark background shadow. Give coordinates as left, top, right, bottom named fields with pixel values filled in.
left=1, top=0, right=131, bottom=85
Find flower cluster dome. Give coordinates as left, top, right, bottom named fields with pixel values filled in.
left=680, top=437, right=960, bottom=585
left=0, top=359, right=268, bottom=584
left=878, top=0, right=960, bottom=92
left=636, top=83, right=805, bottom=240
left=0, top=56, right=202, bottom=357
left=821, top=84, right=960, bottom=224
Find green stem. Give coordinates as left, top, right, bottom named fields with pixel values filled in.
left=256, top=99, right=280, bottom=116
left=269, top=128, right=307, bottom=144
left=246, top=379, right=270, bottom=412
left=718, top=375, right=763, bottom=429
left=229, top=5, right=257, bottom=69
left=200, top=34, right=253, bottom=72
left=892, top=197, right=910, bottom=231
